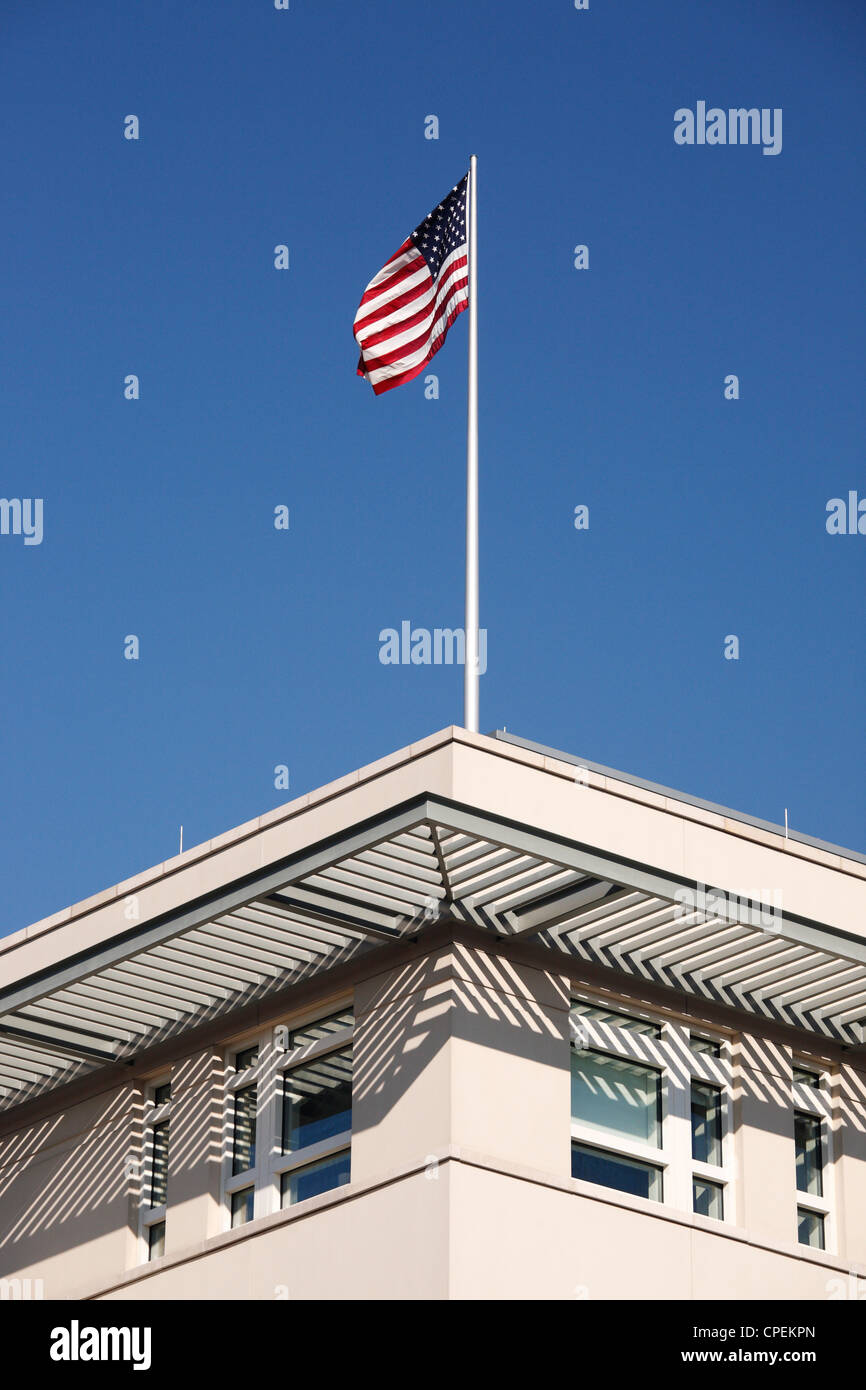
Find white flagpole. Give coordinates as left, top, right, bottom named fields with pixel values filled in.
left=464, top=154, right=479, bottom=732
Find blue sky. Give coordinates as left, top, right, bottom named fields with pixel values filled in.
left=1, top=0, right=863, bottom=935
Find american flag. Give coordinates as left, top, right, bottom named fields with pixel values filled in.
left=353, top=173, right=469, bottom=396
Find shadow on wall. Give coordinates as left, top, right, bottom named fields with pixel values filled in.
left=733, top=1033, right=866, bottom=1149
left=0, top=1086, right=138, bottom=1276
left=0, top=1048, right=226, bottom=1281
left=353, top=932, right=866, bottom=1165
left=351, top=937, right=569, bottom=1136
left=161, top=1049, right=222, bottom=1182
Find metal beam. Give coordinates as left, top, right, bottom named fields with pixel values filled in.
left=265, top=890, right=403, bottom=938
left=504, top=880, right=622, bottom=937
left=0, top=800, right=432, bottom=1019
left=421, top=796, right=866, bottom=970
left=0, top=1018, right=118, bottom=1064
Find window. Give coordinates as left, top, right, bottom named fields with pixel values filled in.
left=792, top=1064, right=821, bottom=1089
left=149, top=1121, right=170, bottom=1207
left=569, top=1006, right=668, bottom=1204
left=797, top=1208, right=825, bottom=1250
left=693, top=1177, right=724, bottom=1221
left=277, top=1012, right=353, bottom=1208
left=221, top=1008, right=354, bottom=1229
left=569, top=1000, right=731, bottom=1220
left=280, top=1150, right=352, bottom=1207
left=232, top=1084, right=257, bottom=1175
left=795, top=1112, right=823, bottom=1197
left=147, top=1221, right=165, bottom=1260
left=570, top=1049, right=662, bottom=1148
left=138, top=1078, right=171, bottom=1262
left=792, top=1065, right=833, bottom=1251
left=691, top=1082, right=723, bottom=1168
left=690, top=1080, right=724, bottom=1218
left=223, top=1045, right=263, bottom=1224
left=571, top=1143, right=662, bottom=1201
left=282, top=1053, right=352, bottom=1154
left=230, top=1187, right=255, bottom=1229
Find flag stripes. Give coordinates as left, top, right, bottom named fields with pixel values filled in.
left=354, top=174, right=469, bottom=395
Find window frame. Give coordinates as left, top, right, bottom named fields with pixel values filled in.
left=222, top=1044, right=265, bottom=1222
left=220, top=1003, right=354, bottom=1230
left=796, top=1206, right=826, bottom=1251
left=792, top=1064, right=833, bottom=1250
left=689, top=1074, right=727, bottom=1197
left=229, top=1185, right=256, bottom=1229
left=569, top=997, right=733, bottom=1222
left=571, top=1137, right=665, bottom=1202
left=138, top=1076, right=172, bottom=1262
left=570, top=1043, right=667, bottom=1172
left=692, top=1174, right=725, bottom=1221
left=273, top=1019, right=353, bottom=1200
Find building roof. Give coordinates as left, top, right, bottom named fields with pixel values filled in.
left=1, top=727, right=864, bottom=1112
left=493, top=730, right=866, bottom=868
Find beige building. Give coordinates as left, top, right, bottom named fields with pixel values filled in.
left=1, top=727, right=865, bottom=1301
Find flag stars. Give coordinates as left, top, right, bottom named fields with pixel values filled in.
left=408, top=174, right=468, bottom=277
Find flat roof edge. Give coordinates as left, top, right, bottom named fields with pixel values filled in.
left=493, top=730, right=866, bottom=870
left=5, top=724, right=864, bottom=959
left=0, top=726, right=462, bottom=953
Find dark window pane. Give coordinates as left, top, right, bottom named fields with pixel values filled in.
left=793, top=1066, right=821, bottom=1089
left=234, top=1047, right=258, bottom=1072
left=153, top=1082, right=171, bottom=1106
left=230, top=1186, right=255, bottom=1228
left=693, top=1177, right=724, bottom=1220
left=150, top=1121, right=169, bottom=1207
left=691, top=1082, right=723, bottom=1166
left=280, top=1150, right=351, bottom=1208
left=147, top=1220, right=165, bottom=1261
left=797, top=1208, right=825, bottom=1250
left=232, top=1085, right=257, bottom=1175
left=795, top=1113, right=823, bottom=1197
left=571, top=1142, right=662, bottom=1202
left=283, top=1048, right=352, bottom=1154
left=690, top=1036, right=722, bottom=1059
